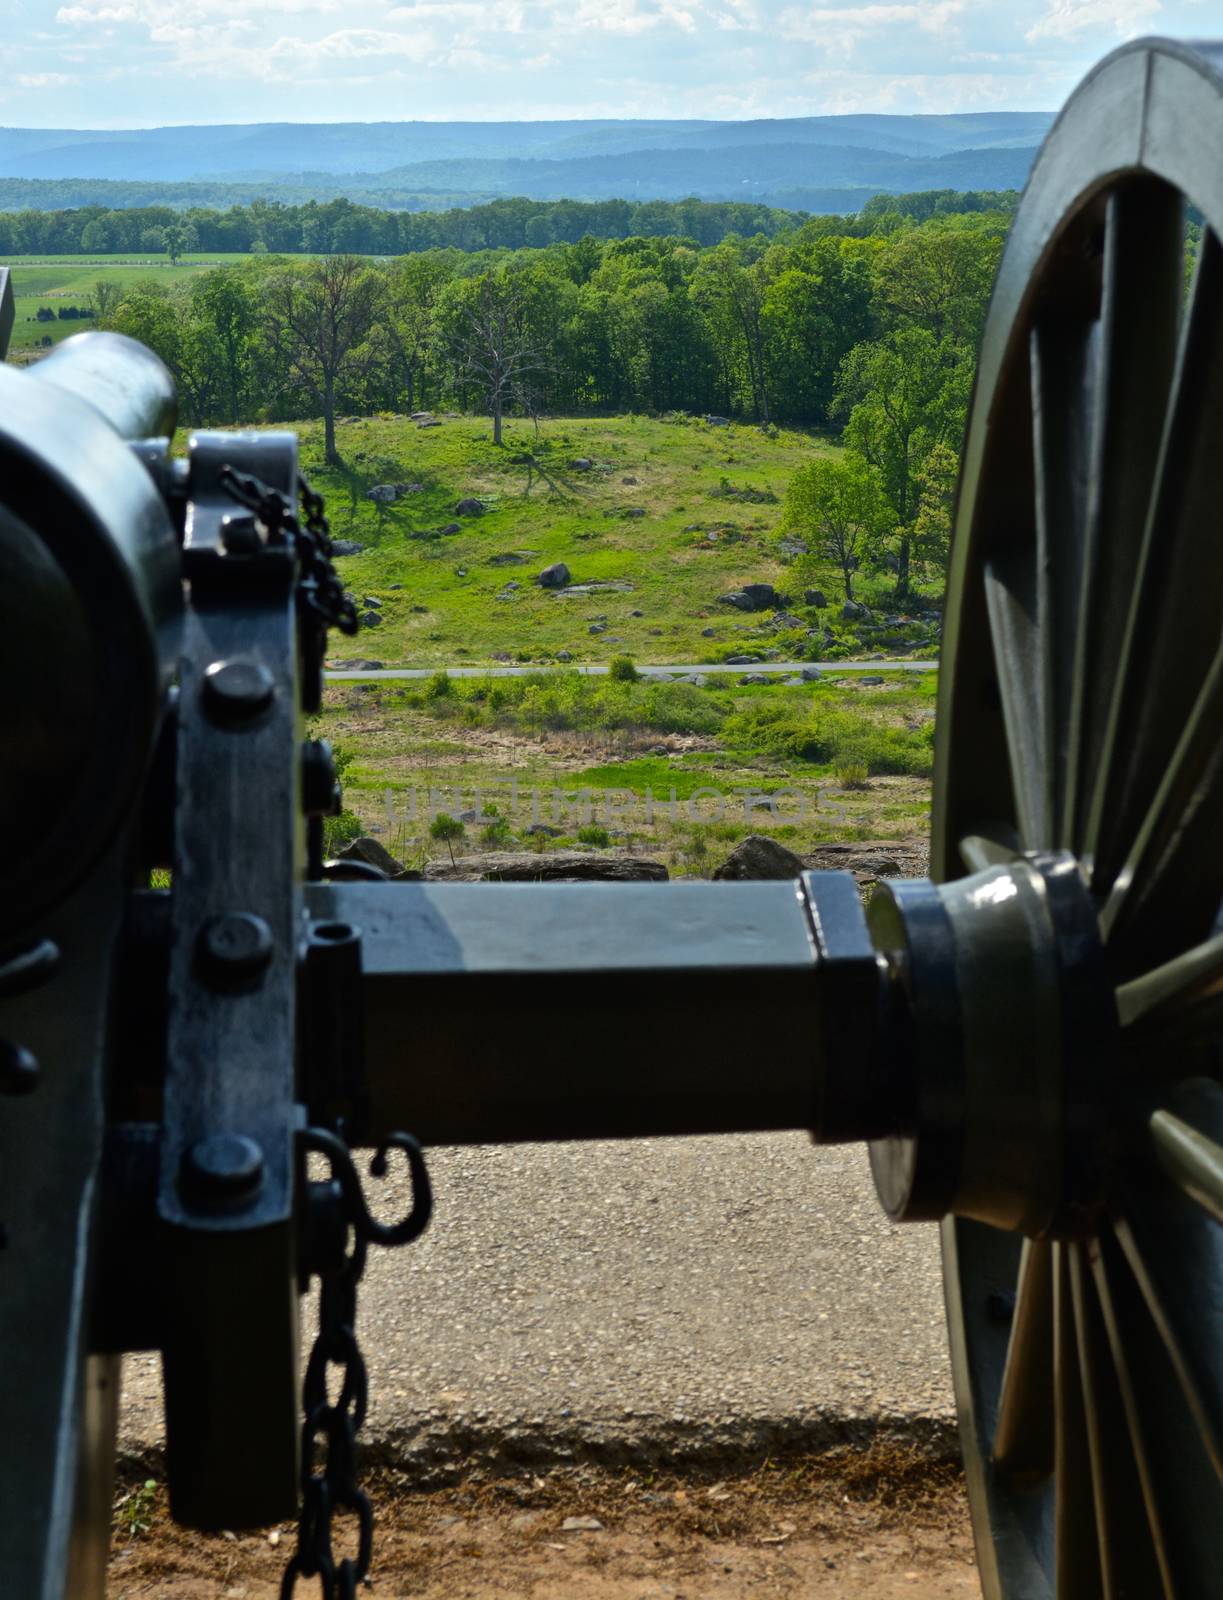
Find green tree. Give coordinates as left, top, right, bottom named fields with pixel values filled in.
left=262, top=255, right=383, bottom=465
left=836, top=329, right=970, bottom=595
left=911, top=439, right=960, bottom=582
left=692, top=239, right=774, bottom=422
left=872, top=221, right=1002, bottom=344
left=190, top=269, right=256, bottom=423
left=785, top=452, right=889, bottom=603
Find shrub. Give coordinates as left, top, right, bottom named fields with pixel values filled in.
left=426, top=669, right=452, bottom=699
left=834, top=761, right=870, bottom=789
left=577, top=824, right=611, bottom=847
left=429, top=812, right=465, bottom=863
left=608, top=654, right=640, bottom=683
left=324, top=810, right=363, bottom=854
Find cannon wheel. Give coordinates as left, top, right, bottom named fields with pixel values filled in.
left=931, top=36, right=1223, bottom=1600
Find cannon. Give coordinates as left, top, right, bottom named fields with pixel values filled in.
left=4, top=34, right=1223, bottom=1599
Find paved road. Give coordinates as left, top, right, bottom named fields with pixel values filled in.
left=119, top=1136, right=953, bottom=1477
left=325, top=659, right=939, bottom=681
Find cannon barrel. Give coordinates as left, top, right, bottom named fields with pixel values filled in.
left=27, top=330, right=177, bottom=441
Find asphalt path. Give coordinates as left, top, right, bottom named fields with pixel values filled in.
left=118, top=1137, right=953, bottom=1477
left=325, top=659, right=938, bottom=681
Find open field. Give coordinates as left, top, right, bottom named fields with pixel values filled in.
left=2, top=256, right=228, bottom=353
left=297, top=413, right=940, bottom=670
left=316, top=669, right=936, bottom=871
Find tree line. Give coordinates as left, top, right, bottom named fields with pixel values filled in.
left=92, top=206, right=1006, bottom=593
left=0, top=188, right=1014, bottom=259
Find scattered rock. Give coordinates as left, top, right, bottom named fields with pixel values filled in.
left=622, top=475, right=638, bottom=485
left=569, top=457, right=594, bottom=470
left=738, top=673, right=769, bottom=685
left=335, top=837, right=404, bottom=877
left=561, top=1516, right=604, bottom=1533
left=439, top=522, right=462, bottom=535
left=418, top=418, right=441, bottom=428
left=424, top=853, right=668, bottom=883
left=713, top=834, right=806, bottom=881
left=779, top=537, right=808, bottom=558
left=538, top=562, right=571, bottom=589
left=410, top=411, right=433, bottom=421
left=700, top=627, right=716, bottom=637
left=501, top=581, right=521, bottom=592
left=805, top=589, right=828, bottom=608
left=858, top=675, right=886, bottom=686
left=589, top=622, right=607, bottom=635
left=558, top=580, right=634, bottom=595
left=524, top=824, right=562, bottom=837
left=801, top=666, right=823, bottom=681
left=335, top=658, right=383, bottom=671
left=725, top=654, right=762, bottom=665
left=360, top=610, right=382, bottom=627
left=556, top=650, right=572, bottom=662
left=680, top=673, right=709, bottom=686
left=718, top=584, right=776, bottom=613
left=772, top=612, right=805, bottom=630
left=455, top=498, right=485, bottom=516
left=331, top=540, right=365, bottom=557
left=488, top=552, right=527, bottom=567
left=604, top=506, right=646, bottom=519
left=705, top=414, right=730, bottom=427
left=388, top=583, right=403, bottom=590
left=842, top=600, right=869, bottom=621
left=363, top=596, right=382, bottom=609
left=629, top=609, right=644, bottom=617
left=411, top=604, right=428, bottom=613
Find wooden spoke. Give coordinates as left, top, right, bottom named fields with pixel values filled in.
left=1116, top=931, right=1223, bottom=1026
left=1054, top=1243, right=1103, bottom=1597
left=984, top=555, right=1049, bottom=851
left=1030, top=318, right=1098, bottom=848
left=992, top=1239, right=1054, bottom=1477
left=1066, top=179, right=1185, bottom=858
left=959, top=824, right=1021, bottom=874
left=1085, top=228, right=1223, bottom=943
left=1148, top=1080, right=1223, bottom=1232
left=1068, top=1242, right=1165, bottom=1597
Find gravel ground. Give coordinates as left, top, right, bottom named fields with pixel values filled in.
left=119, top=1134, right=954, bottom=1476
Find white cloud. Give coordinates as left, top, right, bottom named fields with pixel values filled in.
left=15, top=70, right=79, bottom=85
left=1025, top=0, right=1160, bottom=41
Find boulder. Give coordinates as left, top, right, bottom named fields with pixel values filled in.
left=622, top=475, right=638, bottom=485
left=719, top=584, right=775, bottom=613
left=842, top=599, right=869, bottom=620
left=440, top=522, right=462, bottom=535
left=801, top=666, right=823, bottom=682
left=335, top=837, right=405, bottom=878
left=712, top=835, right=806, bottom=881
left=629, top=609, right=644, bottom=617
left=366, top=485, right=398, bottom=504
left=556, top=650, right=573, bottom=662
left=360, top=610, right=382, bottom=627
left=718, top=591, right=755, bottom=612
left=589, top=622, right=608, bottom=635
left=331, top=540, right=365, bottom=557
left=424, top=852, right=669, bottom=883
left=700, top=627, right=716, bottom=637
left=569, top=457, right=594, bottom=470
left=725, top=653, right=762, bottom=665
left=363, top=596, right=382, bottom=609
left=455, top=498, right=485, bottom=516
left=388, top=583, right=403, bottom=590
left=410, top=411, right=433, bottom=421
left=858, top=676, right=885, bottom=686
left=772, top=612, right=805, bottom=630
left=805, top=589, right=828, bottom=608
left=336, top=658, right=383, bottom=671
left=538, top=562, right=571, bottom=588
left=738, top=673, right=769, bottom=685
left=705, top=414, right=730, bottom=427
left=418, top=418, right=441, bottom=428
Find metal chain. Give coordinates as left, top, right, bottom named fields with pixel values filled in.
left=219, top=465, right=359, bottom=637
left=283, top=1129, right=432, bottom=1599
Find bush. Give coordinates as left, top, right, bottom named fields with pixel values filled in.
left=608, top=655, right=640, bottom=683
left=323, top=810, right=363, bottom=854
left=577, top=824, right=611, bottom=847
left=834, top=761, right=870, bottom=789
left=429, top=812, right=465, bottom=862
left=426, top=669, right=452, bottom=698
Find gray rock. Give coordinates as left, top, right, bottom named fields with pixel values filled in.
left=337, top=658, right=383, bottom=671
left=705, top=414, right=730, bottom=426
left=561, top=1516, right=604, bottom=1533
left=779, top=538, right=808, bottom=557
left=772, top=612, right=804, bottom=630
left=424, top=852, right=668, bottom=883
left=501, top=581, right=520, bottom=592
left=805, top=590, right=828, bottom=608
left=538, top=562, right=571, bottom=588
left=388, top=583, right=403, bottom=590
left=589, top=622, right=608, bottom=635
left=801, top=666, right=823, bottom=682
left=418, top=418, right=441, bottom=428
left=523, top=824, right=562, bottom=838
left=681, top=673, right=709, bottom=687
left=360, top=610, right=382, bottom=627
left=719, top=584, right=776, bottom=613
left=366, top=485, right=398, bottom=504
left=724, top=654, right=761, bottom=665
left=858, top=676, right=886, bottom=686
left=842, top=600, right=869, bottom=621
left=622, top=475, right=638, bottom=485
left=556, top=650, right=572, bottom=662
left=569, top=457, right=594, bottom=470
left=440, top=523, right=462, bottom=535
left=700, top=627, right=716, bottom=637
left=455, top=498, right=485, bottom=516
left=335, top=837, right=404, bottom=877
left=331, top=540, right=365, bottom=557
left=712, top=834, right=806, bottom=882
left=363, top=596, right=382, bottom=609
left=738, top=673, right=769, bottom=685
left=718, top=591, right=755, bottom=612
left=488, top=552, right=527, bottom=566
left=410, top=411, right=433, bottom=421
left=629, top=608, right=644, bottom=617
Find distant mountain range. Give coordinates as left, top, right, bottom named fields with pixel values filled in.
left=0, top=114, right=1053, bottom=211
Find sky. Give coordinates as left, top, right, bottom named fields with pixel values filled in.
left=1, top=0, right=1217, bottom=128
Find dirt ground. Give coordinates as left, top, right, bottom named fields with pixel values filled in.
left=107, top=1444, right=981, bottom=1599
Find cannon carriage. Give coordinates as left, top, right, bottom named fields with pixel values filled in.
left=4, top=35, right=1223, bottom=1598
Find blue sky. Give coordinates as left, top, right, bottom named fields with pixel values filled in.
left=1, top=0, right=1216, bottom=127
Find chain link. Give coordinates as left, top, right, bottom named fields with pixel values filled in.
left=283, top=1129, right=432, bottom=1599
left=219, top=465, right=359, bottom=637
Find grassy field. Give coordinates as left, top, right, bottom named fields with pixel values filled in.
left=294, top=413, right=940, bottom=669
left=314, top=668, right=937, bottom=873
left=1, top=256, right=240, bottom=353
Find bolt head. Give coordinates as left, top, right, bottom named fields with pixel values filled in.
left=202, top=659, right=274, bottom=721
left=181, top=1133, right=264, bottom=1208
left=198, top=912, right=274, bottom=984
left=0, top=1040, right=38, bottom=1096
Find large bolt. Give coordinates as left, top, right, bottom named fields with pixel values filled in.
left=197, top=912, right=274, bottom=985
left=202, top=658, right=274, bottom=722
left=180, top=1133, right=264, bottom=1209
left=0, top=1040, right=38, bottom=1096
